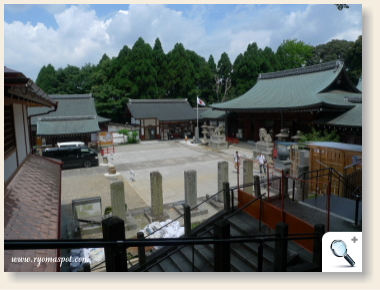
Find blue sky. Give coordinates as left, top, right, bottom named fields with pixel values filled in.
left=4, top=4, right=362, bottom=82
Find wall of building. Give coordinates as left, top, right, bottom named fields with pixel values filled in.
left=4, top=104, right=31, bottom=183
left=14, top=104, right=29, bottom=163
left=4, top=152, right=18, bottom=183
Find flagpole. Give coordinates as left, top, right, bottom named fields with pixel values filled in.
left=197, top=95, right=198, bottom=131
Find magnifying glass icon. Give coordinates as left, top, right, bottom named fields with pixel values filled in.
left=331, top=240, right=355, bottom=266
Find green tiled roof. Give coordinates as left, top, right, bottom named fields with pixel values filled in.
left=211, top=61, right=361, bottom=111
left=200, top=108, right=228, bottom=119
left=127, top=99, right=197, bottom=121
left=28, top=94, right=108, bottom=135
left=314, top=104, right=362, bottom=127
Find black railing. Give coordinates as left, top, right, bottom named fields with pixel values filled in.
left=300, top=167, right=358, bottom=199
left=5, top=231, right=322, bottom=272
left=5, top=180, right=325, bottom=272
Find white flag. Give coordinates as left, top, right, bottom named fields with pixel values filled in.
left=197, top=96, right=206, bottom=106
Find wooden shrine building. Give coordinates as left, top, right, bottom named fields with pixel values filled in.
left=211, top=60, right=362, bottom=145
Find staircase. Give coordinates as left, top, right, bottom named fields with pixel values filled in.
left=129, top=210, right=318, bottom=272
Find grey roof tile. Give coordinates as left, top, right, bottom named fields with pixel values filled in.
left=127, top=99, right=197, bottom=121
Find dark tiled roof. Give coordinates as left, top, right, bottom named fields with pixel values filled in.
left=4, top=155, right=62, bottom=272
left=4, top=66, right=56, bottom=108
left=28, top=94, right=108, bottom=135
left=127, top=99, right=197, bottom=121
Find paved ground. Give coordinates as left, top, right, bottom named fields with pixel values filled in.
left=60, top=139, right=361, bottom=239
left=60, top=140, right=259, bottom=239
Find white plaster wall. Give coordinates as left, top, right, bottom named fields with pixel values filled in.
left=14, top=104, right=28, bottom=165
left=131, top=118, right=140, bottom=125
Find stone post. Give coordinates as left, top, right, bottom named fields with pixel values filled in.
left=184, top=170, right=197, bottom=209
left=243, top=159, right=253, bottom=195
left=217, top=161, right=228, bottom=202
left=150, top=171, right=163, bottom=216
left=253, top=175, right=261, bottom=198
left=110, top=180, right=126, bottom=223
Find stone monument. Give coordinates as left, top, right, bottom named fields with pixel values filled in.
left=110, top=180, right=136, bottom=231
left=209, top=124, right=228, bottom=149
left=253, top=128, right=273, bottom=163
left=145, top=171, right=169, bottom=223
left=174, top=170, right=208, bottom=217
left=201, top=122, right=209, bottom=145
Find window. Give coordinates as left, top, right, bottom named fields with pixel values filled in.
left=4, top=105, right=16, bottom=156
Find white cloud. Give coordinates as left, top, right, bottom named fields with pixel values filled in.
left=4, top=4, right=362, bottom=82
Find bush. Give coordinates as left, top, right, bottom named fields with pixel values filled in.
left=118, top=129, right=138, bottom=144
left=299, top=128, right=340, bottom=143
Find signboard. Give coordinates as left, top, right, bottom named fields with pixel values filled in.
left=98, top=131, right=113, bottom=146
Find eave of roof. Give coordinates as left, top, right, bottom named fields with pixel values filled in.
left=314, top=104, right=362, bottom=127
left=36, top=116, right=101, bottom=135
left=200, top=108, right=228, bottom=119
left=306, top=141, right=362, bottom=152
left=4, top=77, right=56, bottom=108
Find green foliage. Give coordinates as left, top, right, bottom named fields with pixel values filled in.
left=118, top=129, right=138, bottom=144
left=308, top=39, right=354, bottom=65
left=104, top=206, right=112, bottom=215
left=299, top=128, right=340, bottom=143
left=35, top=34, right=361, bottom=121
left=276, top=39, right=314, bottom=70
left=344, top=35, right=362, bottom=85
left=335, top=4, right=349, bottom=10
left=36, top=64, right=59, bottom=92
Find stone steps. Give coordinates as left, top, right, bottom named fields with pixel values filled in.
left=130, top=210, right=315, bottom=272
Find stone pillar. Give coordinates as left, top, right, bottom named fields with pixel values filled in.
left=253, top=175, right=261, bottom=198
left=217, top=161, right=228, bottom=202
left=243, top=159, right=253, bottom=195
left=150, top=171, right=163, bottom=216
left=110, top=180, right=126, bottom=223
left=184, top=170, right=197, bottom=208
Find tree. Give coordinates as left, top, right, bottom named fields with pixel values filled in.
left=92, top=84, right=129, bottom=123
left=153, top=38, right=169, bottom=99
left=215, top=52, right=233, bottom=103
left=335, top=4, right=349, bottom=10
left=276, top=39, right=314, bottom=70
left=166, top=43, right=197, bottom=99
left=308, top=39, right=353, bottom=65
left=344, top=35, right=362, bottom=85
left=36, top=64, right=58, bottom=93
left=113, top=38, right=158, bottom=99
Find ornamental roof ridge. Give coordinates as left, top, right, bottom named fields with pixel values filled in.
left=129, top=98, right=188, bottom=104
left=50, top=94, right=93, bottom=99
left=38, top=115, right=96, bottom=121
left=344, top=96, right=362, bottom=103
left=259, top=60, right=343, bottom=80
